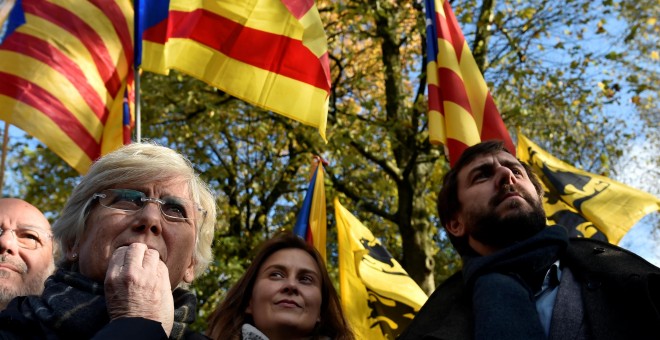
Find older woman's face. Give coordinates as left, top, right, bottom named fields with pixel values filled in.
left=74, top=180, right=196, bottom=288
left=246, top=248, right=322, bottom=339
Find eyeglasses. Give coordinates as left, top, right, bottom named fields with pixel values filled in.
left=92, top=189, right=206, bottom=223
left=0, top=227, right=51, bottom=250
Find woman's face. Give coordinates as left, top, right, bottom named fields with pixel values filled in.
left=247, top=248, right=323, bottom=340
left=73, top=179, right=197, bottom=288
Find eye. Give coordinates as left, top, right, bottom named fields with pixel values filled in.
left=17, top=230, right=40, bottom=241
left=472, top=171, right=489, bottom=183
left=108, top=190, right=144, bottom=209
left=268, top=271, right=285, bottom=279
left=299, top=275, right=315, bottom=284
left=512, top=168, right=524, bottom=176
left=161, top=202, right=188, bottom=219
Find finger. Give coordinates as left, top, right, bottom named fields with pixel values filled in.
left=123, top=243, right=148, bottom=269
left=105, top=245, right=130, bottom=281
left=157, top=260, right=173, bottom=291
left=142, top=248, right=161, bottom=270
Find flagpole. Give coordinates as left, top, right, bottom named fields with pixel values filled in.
left=0, top=122, right=9, bottom=197
left=135, top=69, right=141, bottom=143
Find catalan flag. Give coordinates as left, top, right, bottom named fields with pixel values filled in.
left=0, top=0, right=134, bottom=174
left=138, top=0, right=331, bottom=141
left=293, top=157, right=327, bottom=262
left=424, top=0, right=514, bottom=166
left=335, top=198, right=428, bottom=339
left=518, top=133, right=660, bottom=244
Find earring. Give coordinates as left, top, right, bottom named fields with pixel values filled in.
left=71, top=253, right=78, bottom=260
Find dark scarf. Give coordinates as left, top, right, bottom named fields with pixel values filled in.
left=462, top=225, right=569, bottom=340
left=18, top=268, right=197, bottom=339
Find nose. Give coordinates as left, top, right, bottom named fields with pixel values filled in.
left=133, top=201, right=164, bottom=235
left=281, top=278, right=300, bottom=294
left=0, top=229, right=19, bottom=255
left=494, top=165, right=517, bottom=189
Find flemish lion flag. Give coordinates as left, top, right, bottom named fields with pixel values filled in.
left=138, top=0, right=331, bottom=141
left=424, top=0, right=514, bottom=165
left=0, top=0, right=134, bottom=174
left=335, top=198, right=428, bottom=339
left=517, top=133, right=660, bottom=244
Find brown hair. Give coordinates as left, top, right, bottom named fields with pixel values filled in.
left=436, top=140, right=544, bottom=255
left=206, top=231, right=354, bottom=340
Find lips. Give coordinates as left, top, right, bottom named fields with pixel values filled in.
left=275, top=299, right=301, bottom=308
left=0, top=262, right=24, bottom=274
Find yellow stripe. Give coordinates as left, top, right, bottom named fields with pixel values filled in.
left=170, top=0, right=304, bottom=40
left=16, top=15, right=109, bottom=108
left=457, top=42, right=489, bottom=132
left=309, top=165, right=327, bottom=262
left=52, top=0, right=130, bottom=79
left=428, top=108, right=446, bottom=145
left=0, top=95, right=92, bottom=173
left=427, top=60, right=439, bottom=87
left=298, top=7, right=327, bottom=57
left=435, top=38, right=462, bottom=76
left=101, top=84, right=129, bottom=155
left=143, top=38, right=328, bottom=140
left=0, top=50, right=105, bottom=140
left=444, top=101, right=480, bottom=144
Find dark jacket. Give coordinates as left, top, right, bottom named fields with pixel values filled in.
left=398, top=237, right=660, bottom=340
left=0, top=300, right=208, bottom=340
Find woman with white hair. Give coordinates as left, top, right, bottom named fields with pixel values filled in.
left=0, top=142, right=216, bottom=339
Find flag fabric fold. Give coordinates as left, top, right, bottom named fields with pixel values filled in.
left=335, top=198, right=428, bottom=339
left=424, top=0, right=514, bottom=165
left=517, top=133, right=660, bottom=244
left=0, top=0, right=134, bottom=174
left=293, top=158, right=327, bottom=262
left=137, top=0, right=331, bottom=141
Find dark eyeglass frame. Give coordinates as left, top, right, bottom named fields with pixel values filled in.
left=0, top=227, right=52, bottom=250
left=91, top=188, right=207, bottom=223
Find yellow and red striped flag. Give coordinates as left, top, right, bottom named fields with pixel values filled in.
left=424, top=0, right=514, bottom=166
left=138, top=0, right=331, bottom=141
left=0, top=0, right=134, bottom=174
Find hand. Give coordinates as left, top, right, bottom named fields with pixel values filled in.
left=104, top=243, right=174, bottom=336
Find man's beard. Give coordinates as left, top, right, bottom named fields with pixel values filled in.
left=0, top=255, right=52, bottom=309
left=466, top=190, right=547, bottom=250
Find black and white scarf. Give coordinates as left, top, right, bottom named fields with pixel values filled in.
left=18, top=269, right=197, bottom=339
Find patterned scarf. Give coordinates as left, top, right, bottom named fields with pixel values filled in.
left=18, top=268, right=197, bottom=339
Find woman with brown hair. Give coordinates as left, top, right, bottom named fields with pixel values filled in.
left=206, top=232, right=353, bottom=340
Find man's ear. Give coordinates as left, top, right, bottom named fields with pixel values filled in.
left=445, top=216, right=465, bottom=237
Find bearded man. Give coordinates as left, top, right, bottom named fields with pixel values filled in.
left=398, top=140, right=660, bottom=340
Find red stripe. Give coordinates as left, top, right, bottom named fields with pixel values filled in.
left=90, top=0, right=133, bottom=75
left=446, top=138, right=470, bottom=167
left=1, top=32, right=109, bottom=121
left=437, top=2, right=465, bottom=61
left=144, top=9, right=330, bottom=91
left=436, top=67, right=474, bottom=116
left=281, top=0, right=314, bottom=19
left=479, top=93, right=516, bottom=155
left=0, top=72, right=100, bottom=160
left=427, top=83, right=443, bottom=115
left=23, top=0, right=122, bottom=97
